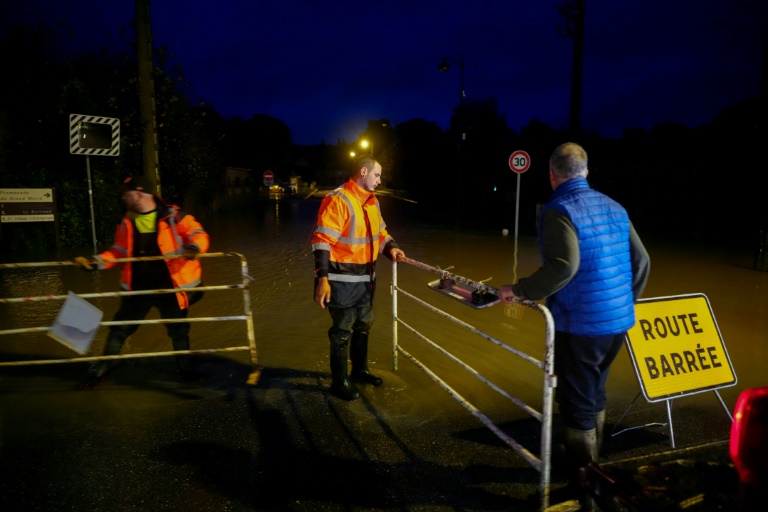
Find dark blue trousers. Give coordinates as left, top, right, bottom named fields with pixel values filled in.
left=554, top=331, right=625, bottom=430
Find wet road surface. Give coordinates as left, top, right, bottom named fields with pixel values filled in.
left=0, top=352, right=734, bottom=512
left=0, top=194, right=760, bottom=511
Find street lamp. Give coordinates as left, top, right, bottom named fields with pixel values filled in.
left=439, top=55, right=466, bottom=223
left=360, top=139, right=373, bottom=157
left=438, top=55, right=465, bottom=106
left=439, top=55, right=467, bottom=144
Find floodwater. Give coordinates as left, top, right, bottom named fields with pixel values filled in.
left=1, top=192, right=766, bottom=511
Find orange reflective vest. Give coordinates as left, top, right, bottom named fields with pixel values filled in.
left=311, top=179, right=398, bottom=308
left=94, top=205, right=210, bottom=309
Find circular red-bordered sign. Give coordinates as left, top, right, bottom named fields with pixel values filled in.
left=509, top=150, right=531, bottom=174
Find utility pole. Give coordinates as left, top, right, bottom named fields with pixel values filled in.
left=135, top=0, right=160, bottom=194
left=558, top=0, right=585, bottom=140
left=761, top=34, right=768, bottom=129
left=438, top=55, right=466, bottom=223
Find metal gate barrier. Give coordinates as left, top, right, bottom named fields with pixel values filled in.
left=0, top=252, right=261, bottom=384
left=392, top=257, right=562, bottom=511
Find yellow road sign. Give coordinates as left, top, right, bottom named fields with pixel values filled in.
left=625, top=293, right=736, bottom=402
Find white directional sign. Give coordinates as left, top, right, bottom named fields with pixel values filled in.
left=0, top=188, right=55, bottom=223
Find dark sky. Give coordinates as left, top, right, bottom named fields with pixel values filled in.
left=2, top=0, right=765, bottom=145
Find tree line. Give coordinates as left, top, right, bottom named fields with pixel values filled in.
left=0, top=22, right=765, bottom=253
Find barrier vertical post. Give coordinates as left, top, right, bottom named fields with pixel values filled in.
left=237, top=252, right=260, bottom=385
left=392, top=258, right=399, bottom=371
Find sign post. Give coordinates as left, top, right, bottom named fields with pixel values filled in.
left=263, top=170, right=275, bottom=186
left=69, top=114, right=120, bottom=253
left=508, top=150, right=531, bottom=283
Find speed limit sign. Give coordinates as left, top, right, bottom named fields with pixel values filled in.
left=509, top=150, right=531, bottom=173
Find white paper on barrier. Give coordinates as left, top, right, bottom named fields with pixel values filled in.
left=47, top=291, right=103, bottom=355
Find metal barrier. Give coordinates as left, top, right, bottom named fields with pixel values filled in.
left=392, top=257, right=561, bottom=511
left=0, top=252, right=261, bottom=384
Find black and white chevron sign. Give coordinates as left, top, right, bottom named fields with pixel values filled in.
left=69, top=114, right=120, bottom=156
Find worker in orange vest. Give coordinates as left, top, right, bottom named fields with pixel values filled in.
left=74, top=175, right=209, bottom=387
left=312, top=155, right=405, bottom=400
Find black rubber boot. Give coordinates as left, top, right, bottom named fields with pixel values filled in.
left=173, top=338, right=202, bottom=381
left=349, top=330, right=382, bottom=387
left=563, top=426, right=597, bottom=511
left=84, top=334, right=124, bottom=389
left=329, top=333, right=360, bottom=401
left=595, top=410, right=606, bottom=456
left=83, top=369, right=108, bottom=389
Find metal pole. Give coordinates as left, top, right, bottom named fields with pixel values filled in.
left=86, top=155, right=98, bottom=253
left=666, top=399, right=676, bottom=449
left=569, top=0, right=585, bottom=139
left=459, top=55, right=465, bottom=106
left=458, top=56, right=466, bottom=224
left=392, top=259, right=399, bottom=371
left=440, top=55, right=467, bottom=224
left=513, top=173, right=521, bottom=282
left=714, top=390, right=734, bottom=423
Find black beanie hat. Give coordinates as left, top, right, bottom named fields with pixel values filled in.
left=120, top=175, right=155, bottom=194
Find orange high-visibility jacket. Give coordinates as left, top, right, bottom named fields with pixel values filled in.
left=311, top=179, right=398, bottom=308
left=93, top=205, right=210, bottom=309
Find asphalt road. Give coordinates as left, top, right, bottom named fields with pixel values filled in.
left=0, top=351, right=733, bottom=512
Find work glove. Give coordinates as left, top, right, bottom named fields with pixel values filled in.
left=182, top=245, right=200, bottom=260
left=74, top=256, right=95, bottom=271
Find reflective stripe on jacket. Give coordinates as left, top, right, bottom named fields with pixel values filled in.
left=311, top=179, right=396, bottom=308
left=543, top=177, right=635, bottom=336
left=93, top=205, right=210, bottom=309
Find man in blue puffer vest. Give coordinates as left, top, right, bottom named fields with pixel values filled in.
left=499, top=142, right=650, bottom=510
